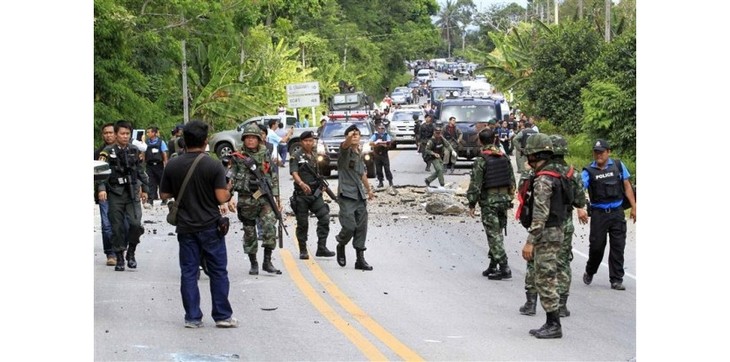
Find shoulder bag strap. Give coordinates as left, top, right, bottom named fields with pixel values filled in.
left=173, top=153, right=206, bottom=209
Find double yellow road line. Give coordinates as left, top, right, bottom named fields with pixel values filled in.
left=280, top=243, right=424, bottom=361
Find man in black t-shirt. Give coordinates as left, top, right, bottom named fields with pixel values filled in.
left=160, top=120, right=238, bottom=329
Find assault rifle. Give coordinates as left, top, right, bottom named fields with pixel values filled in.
left=237, top=155, right=289, bottom=248
left=300, top=162, right=337, bottom=201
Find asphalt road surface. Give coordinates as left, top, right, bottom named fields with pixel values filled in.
left=94, top=144, right=636, bottom=361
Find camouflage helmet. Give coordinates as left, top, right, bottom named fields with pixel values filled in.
left=549, top=134, right=568, bottom=156
left=241, top=123, right=264, bottom=142
left=523, top=133, right=553, bottom=156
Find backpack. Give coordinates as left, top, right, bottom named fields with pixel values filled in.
left=515, top=168, right=574, bottom=229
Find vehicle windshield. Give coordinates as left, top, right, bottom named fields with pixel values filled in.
left=440, top=104, right=497, bottom=123
left=392, top=112, right=422, bottom=122
left=431, top=88, right=463, bottom=101
left=321, top=122, right=372, bottom=138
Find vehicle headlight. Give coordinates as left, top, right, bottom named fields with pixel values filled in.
left=317, top=155, right=324, bottom=162
left=364, top=154, right=371, bottom=161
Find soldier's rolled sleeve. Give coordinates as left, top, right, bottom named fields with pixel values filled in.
left=526, top=176, right=553, bottom=243
left=466, top=159, right=484, bottom=208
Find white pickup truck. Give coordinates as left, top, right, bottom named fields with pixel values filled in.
left=208, top=114, right=318, bottom=158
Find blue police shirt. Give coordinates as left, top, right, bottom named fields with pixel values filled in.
left=146, top=137, right=168, bottom=152
left=581, top=158, right=630, bottom=209
left=369, top=132, right=391, bottom=142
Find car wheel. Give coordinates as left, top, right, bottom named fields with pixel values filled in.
left=366, top=162, right=376, bottom=178
left=215, top=142, right=234, bottom=158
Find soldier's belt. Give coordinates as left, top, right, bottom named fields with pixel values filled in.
left=486, top=187, right=510, bottom=194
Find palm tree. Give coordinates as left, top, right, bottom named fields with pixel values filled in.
left=435, top=0, right=459, bottom=58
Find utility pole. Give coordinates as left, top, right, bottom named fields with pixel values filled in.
left=579, top=0, right=583, bottom=20
left=343, top=37, right=347, bottom=71
left=554, top=0, right=559, bottom=25
left=181, top=40, right=189, bottom=124
left=605, top=0, right=611, bottom=42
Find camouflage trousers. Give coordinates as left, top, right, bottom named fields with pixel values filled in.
left=479, top=196, right=511, bottom=264
left=524, top=215, right=575, bottom=295
left=237, top=195, right=277, bottom=254
left=425, top=158, right=445, bottom=186
left=523, top=226, right=564, bottom=313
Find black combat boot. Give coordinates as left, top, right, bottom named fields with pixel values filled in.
left=388, top=180, right=393, bottom=187
left=114, top=251, right=125, bottom=271
left=558, top=294, right=571, bottom=317
left=354, top=248, right=373, bottom=271
left=519, top=292, right=538, bottom=316
left=487, top=262, right=512, bottom=280
left=377, top=180, right=384, bottom=188
left=336, top=243, right=346, bottom=267
left=533, top=311, right=562, bottom=339
left=262, top=248, right=282, bottom=274
left=315, top=240, right=335, bottom=257
left=126, top=244, right=137, bottom=269
left=248, top=253, right=259, bottom=275
left=481, top=259, right=498, bottom=277
left=298, top=241, right=309, bottom=260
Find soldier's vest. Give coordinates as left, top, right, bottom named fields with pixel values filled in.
left=583, top=161, right=624, bottom=204
left=519, top=128, right=537, bottom=149
left=145, top=139, right=164, bottom=164
left=293, top=151, right=320, bottom=192
left=431, top=138, right=445, bottom=159
left=517, top=165, right=569, bottom=229
left=231, top=150, right=271, bottom=195
left=481, top=151, right=511, bottom=189
left=443, top=126, right=458, bottom=141
left=420, top=124, right=434, bottom=140
left=105, top=145, right=141, bottom=187
left=372, top=133, right=389, bottom=155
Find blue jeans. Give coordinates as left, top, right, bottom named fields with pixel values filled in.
left=177, top=226, right=233, bottom=323
left=277, top=143, right=288, bottom=165
left=98, top=200, right=113, bottom=255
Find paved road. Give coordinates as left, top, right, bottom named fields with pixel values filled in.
left=94, top=143, right=636, bottom=361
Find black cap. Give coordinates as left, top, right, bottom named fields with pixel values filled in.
left=524, top=122, right=533, bottom=128
left=593, top=139, right=610, bottom=151
left=344, top=124, right=360, bottom=136
left=300, top=131, right=314, bottom=140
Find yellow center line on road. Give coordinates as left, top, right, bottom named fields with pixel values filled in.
left=303, top=257, right=425, bottom=362
left=279, top=249, right=389, bottom=361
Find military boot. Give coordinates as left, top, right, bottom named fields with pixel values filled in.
left=519, top=292, right=538, bottom=316
left=533, top=311, right=562, bottom=339
left=262, top=248, right=282, bottom=275
left=336, top=243, right=346, bottom=267
left=354, top=248, right=373, bottom=271
left=248, top=253, right=259, bottom=275
left=298, top=241, right=309, bottom=260
left=481, top=259, right=498, bottom=277
left=114, top=251, right=125, bottom=271
left=558, top=294, right=571, bottom=317
left=126, top=244, right=137, bottom=269
left=315, top=240, right=335, bottom=257
left=377, top=180, right=384, bottom=188
left=487, top=262, right=512, bottom=280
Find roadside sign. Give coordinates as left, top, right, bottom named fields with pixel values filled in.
left=286, top=81, right=320, bottom=96
left=287, top=93, right=320, bottom=108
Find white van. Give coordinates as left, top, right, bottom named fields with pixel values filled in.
left=416, top=69, right=432, bottom=83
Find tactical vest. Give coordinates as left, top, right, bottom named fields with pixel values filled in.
left=292, top=151, right=320, bottom=192
left=420, top=123, right=434, bottom=140
left=443, top=126, right=458, bottom=141
left=431, top=138, right=445, bottom=159
left=519, top=129, right=537, bottom=149
left=583, top=161, right=624, bottom=204
left=481, top=152, right=512, bottom=189
left=231, top=149, right=271, bottom=195
left=145, top=139, right=164, bottom=163
left=517, top=166, right=568, bottom=229
left=105, top=145, right=142, bottom=187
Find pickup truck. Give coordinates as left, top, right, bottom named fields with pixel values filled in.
left=208, top=114, right=318, bottom=158
left=315, top=112, right=376, bottom=178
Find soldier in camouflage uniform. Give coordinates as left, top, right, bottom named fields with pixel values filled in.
left=518, top=133, right=567, bottom=339
left=228, top=124, right=282, bottom=276
left=424, top=125, right=456, bottom=187
left=97, top=120, right=150, bottom=271
left=518, top=135, right=589, bottom=318
left=467, top=129, right=516, bottom=280
left=289, top=131, right=336, bottom=260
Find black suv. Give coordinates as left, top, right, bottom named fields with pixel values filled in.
left=315, top=118, right=376, bottom=178
left=438, top=96, right=508, bottom=160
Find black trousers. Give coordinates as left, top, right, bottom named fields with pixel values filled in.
left=146, top=163, right=164, bottom=202
left=374, top=153, right=393, bottom=182
left=585, top=207, right=627, bottom=283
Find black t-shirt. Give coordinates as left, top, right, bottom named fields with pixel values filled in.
left=160, top=152, right=228, bottom=234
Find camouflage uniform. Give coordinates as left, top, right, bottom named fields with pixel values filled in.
left=97, top=143, right=149, bottom=271
left=424, top=133, right=455, bottom=187
left=229, top=131, right=281, bottom=275
left=466, top=144, right=516, bottom=279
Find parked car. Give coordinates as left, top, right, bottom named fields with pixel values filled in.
left=208, top=114, right=317, bottom=158
left=315, top=114, right=376, bottom=178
